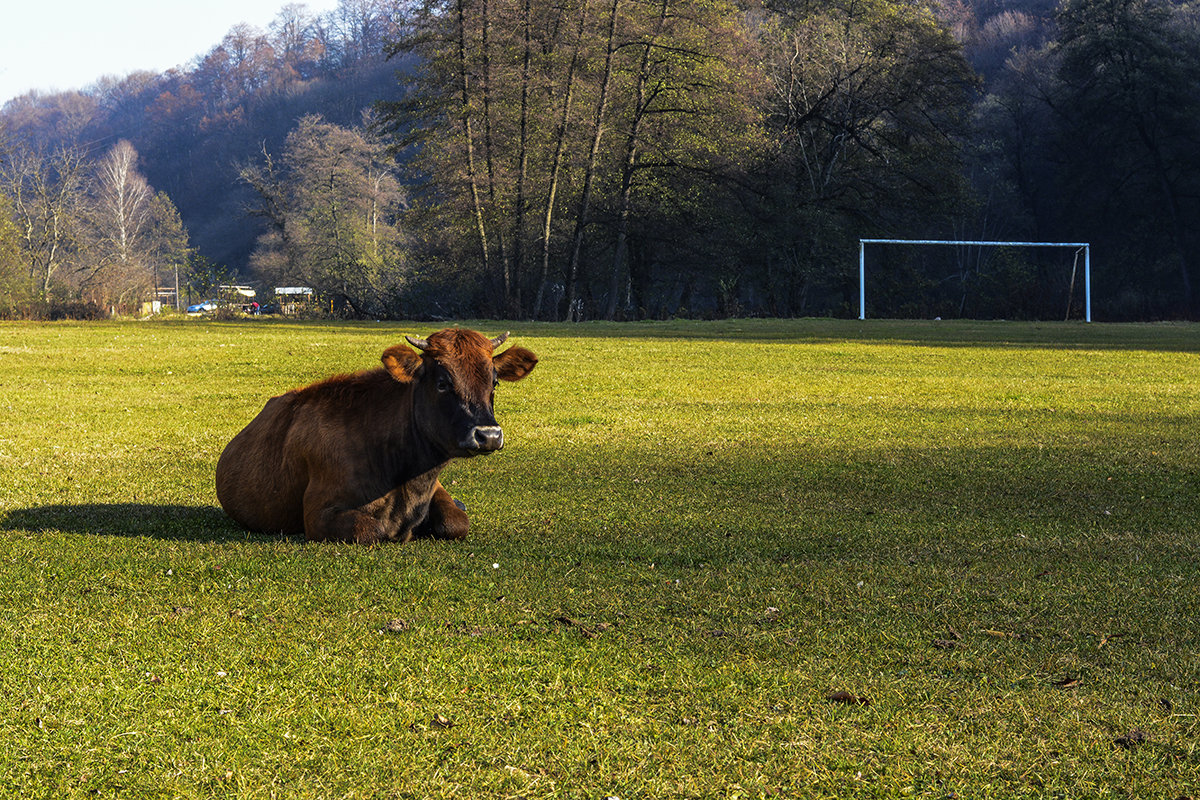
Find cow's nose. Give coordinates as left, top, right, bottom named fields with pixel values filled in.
left=467, top=426, right=503, bottom=452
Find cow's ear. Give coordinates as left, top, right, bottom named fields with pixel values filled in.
left=493, top=346, right=538, bottom=382
left=381, top=344, right=423, bottom=383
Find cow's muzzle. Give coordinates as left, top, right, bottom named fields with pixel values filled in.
left=463, top=425, right=503, bottom=454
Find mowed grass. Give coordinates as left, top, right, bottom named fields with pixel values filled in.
left=0, top=318, right=1197, bottom=798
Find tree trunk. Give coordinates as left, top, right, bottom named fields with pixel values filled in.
left=509, top=0, right=534, bottom=317
left=534, top=0, right=589, bottom=320
left=605, top=0, right=668, bottom=321
left=479, top=0, right=510, bottom=303
left=605, top=138, right=637, bottom=320
left=455, top=0, right=491, bottom=276
left=565, top=0, right=621, bottom=322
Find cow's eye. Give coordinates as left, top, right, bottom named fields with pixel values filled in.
left=436, top=376, right=452, bottom=393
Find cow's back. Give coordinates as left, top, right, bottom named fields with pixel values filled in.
left=215, top=393, right=308, bottom=534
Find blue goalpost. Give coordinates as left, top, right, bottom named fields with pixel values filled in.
left=858, top=239, right=1092, bottom=322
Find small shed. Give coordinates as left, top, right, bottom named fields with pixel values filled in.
left=275, top=287, right=314, bottom=316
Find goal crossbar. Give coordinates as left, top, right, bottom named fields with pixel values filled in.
left=858, top=239, right=1091, bottom=322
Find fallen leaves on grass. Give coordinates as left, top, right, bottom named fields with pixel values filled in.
left=1112, top=729, right=1147, bottom=750
left=933, top=629, right=964, bottom=649
left=431, top=713, right=455, bottom=729
left=584, top=623, right=613, bottom=640
left=828, top=691, right=871, bottom=707
left=1051, top=675, right=1081, bottom=689
left=504, top=765, right=536, bottom=782
left=379, top=619, right=410, bottom=634
left=932, top=639, right=959, bottom=649
left=553, top=615, right=613, bottom=640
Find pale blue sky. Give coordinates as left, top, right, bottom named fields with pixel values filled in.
left=0, top=0, right=341, bottom=106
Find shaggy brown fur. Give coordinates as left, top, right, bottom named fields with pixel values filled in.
left=215, top=329, right=537, bottom=544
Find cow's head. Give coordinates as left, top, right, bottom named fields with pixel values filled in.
left=380, top=329, right=537, bottom=457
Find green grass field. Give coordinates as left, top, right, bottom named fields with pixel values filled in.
left=0, top=318, right=1197, bottom=798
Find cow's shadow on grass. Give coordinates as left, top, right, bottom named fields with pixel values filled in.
left=0, top=503, right=272, bottom=543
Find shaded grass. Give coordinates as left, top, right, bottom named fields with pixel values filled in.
left=0, top=318, right=1197, bottom=798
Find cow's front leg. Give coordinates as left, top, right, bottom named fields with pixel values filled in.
left=415, top=481, right=470, bottom=540
left=303, top=487, right=385, bottom=544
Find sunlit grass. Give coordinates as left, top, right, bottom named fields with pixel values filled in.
left=0, top=318, right=1197, bottom=798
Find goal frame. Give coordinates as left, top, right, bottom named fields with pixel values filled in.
left=858, top=239, right=1092, bottom=322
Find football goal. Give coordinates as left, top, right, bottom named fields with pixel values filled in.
left=858, top=239, right=1092, bottom=322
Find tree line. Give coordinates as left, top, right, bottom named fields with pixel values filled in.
left=0, top=138, right=188, bottom=316
left=383, top=0, right=1200, bottom=320
left=2, top=0, right=1199, bottom=320
left=0, top=0, right=411, bottom=317
left=380, top=0, right=978, bottom=320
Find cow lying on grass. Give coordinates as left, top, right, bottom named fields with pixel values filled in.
left=215, top=328, right=537, bottom=544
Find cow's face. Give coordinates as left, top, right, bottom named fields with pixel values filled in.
left=381, top=329, right=537, bottom=457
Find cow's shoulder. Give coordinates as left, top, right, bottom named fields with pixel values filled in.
left=291, top=368, right=396, bottom=407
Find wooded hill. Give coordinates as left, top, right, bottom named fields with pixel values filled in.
left=1, top=0, right=1197, bottom=320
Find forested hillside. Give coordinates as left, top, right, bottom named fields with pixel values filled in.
left=0, top=1, right=411, bottom=314
left=1, top=0, right=1197, bottom=320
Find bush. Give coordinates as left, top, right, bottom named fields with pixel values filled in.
left=0, top=299, right=106, bottom=321
left=47, top=300, right=107, bottom=320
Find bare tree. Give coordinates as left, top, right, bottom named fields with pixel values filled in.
left=455, top=0, right=493, bottom=283
left=564, top=0, right=621, bottom=321
left=94, top=141, right=152, bottom=263
left=533, top=0, right=591, bottom=318
left=604, top=0, right=670, bottom=320
left=0, top=143, right=87, bottom=297
left=271, top=3, right=325, bottom=78
left=80, top=140, right=177, bottom=308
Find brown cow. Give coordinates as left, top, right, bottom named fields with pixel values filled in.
left=215, top=328, right=537, bottom=544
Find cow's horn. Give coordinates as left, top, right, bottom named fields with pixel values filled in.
left=405, top=335, right=429, bottom=351
left=490, top=332, right=509, bottom=348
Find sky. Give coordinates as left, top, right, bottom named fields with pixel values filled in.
left=0, top=0, right=342, bottom=106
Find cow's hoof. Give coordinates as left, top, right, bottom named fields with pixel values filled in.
left=453, top=498, right=467, bottom=512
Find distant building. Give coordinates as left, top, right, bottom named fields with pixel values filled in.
left=218, top=285, right=257, bottom=302
left=275, top=287, right=314, bottom=316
